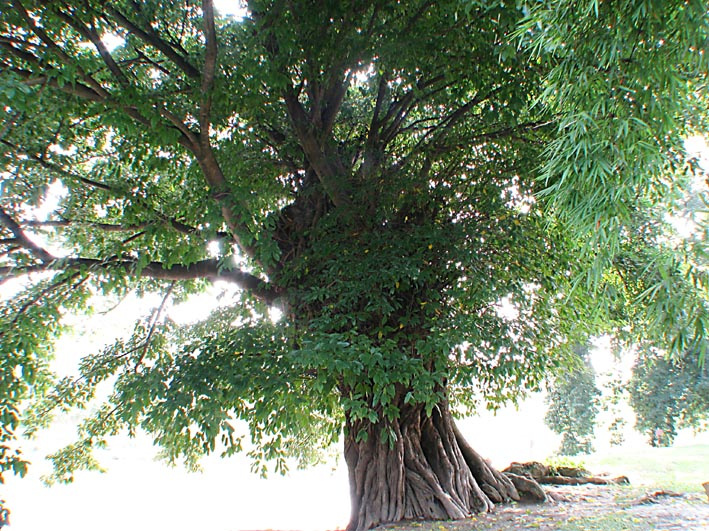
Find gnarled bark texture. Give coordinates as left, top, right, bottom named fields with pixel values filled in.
left=344, top=399, right=527, bottom=531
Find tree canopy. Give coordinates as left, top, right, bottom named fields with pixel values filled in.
left=1, top=1, right=707, bottom=529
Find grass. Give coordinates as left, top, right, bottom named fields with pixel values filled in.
left=582, top=443, right=709, bottom=493
left=556, top=512, right=646, bottom=531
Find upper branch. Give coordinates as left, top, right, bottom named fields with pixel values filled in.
left=320, top=69, right=354, bottom=138
left=21, top=219, right=230, bottom=240
left=11, top=0, right=109, bottom=98
left=53, top=8, right=130, bottom=87
left=105, top=5, right=200, bottom=79
left=283, top=87, right=351, bottom=208
left=199, top=0, right=218, bottom=144
left=0, top=138, right=207, bottom=238
left=183, top=0, right=259, bottom=262
left=6, top=67, right=104, bottom=101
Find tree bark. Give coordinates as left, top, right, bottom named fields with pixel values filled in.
left=343, top=399, right=524, bottom=531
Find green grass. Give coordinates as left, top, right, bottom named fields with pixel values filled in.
left=555, top=512, right=645, bottom=531
left=583, top=443, right=709, bottom=493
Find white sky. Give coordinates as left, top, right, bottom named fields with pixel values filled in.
left=213, top=0, right=248, bottom=18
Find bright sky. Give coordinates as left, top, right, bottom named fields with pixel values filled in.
left=213, top=0, right=248, bottom=18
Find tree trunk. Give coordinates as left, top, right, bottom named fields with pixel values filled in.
left=344, top=399, right=522, bottom=531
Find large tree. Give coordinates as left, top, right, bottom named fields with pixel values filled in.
left=1, top=1, right=707, bottom=529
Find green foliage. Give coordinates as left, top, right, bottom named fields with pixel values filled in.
left=628, top=346, right=709, bottom=447
left=0, top=0, right=706, bottom=488
left=519, top=0, right=709, bottom=359
left=0, top=272, right=93, bottom=482
left=545, top=345, right=601, bottom=455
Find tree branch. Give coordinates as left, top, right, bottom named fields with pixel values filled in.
left=0, top=138, right=214, bottom=239
left=184, top=0, right=259, bottom=263
left=1, top=271, right=87, bottom=334
left=21, top=219, right=231, bottom=240
left=135, top=281, right=175, bottom=370
left=5, top=66, right=104, bottom=101
left=24, top=220, right=150, bottom=232
left=105, top=5, right=200, bottom=79
left=406, top=84, right=511, bottom=160
left=442, top=120, right=553, bottom=153
left=283, top=87, right=351, bottom=208
left=0, top=258, right=278, bottom=303
left=320, top=69, right=354, bottom=137
left=369, top=72, right=389, bottom=141
left=11, top=0, right=109, bottom=98
left=53, top=8, right=130, bottom=87
left=379, top=75, right=448, bottom=146
left=199, top=0, right=218, bottom=144
left=0, top=207, right=55, bottom=263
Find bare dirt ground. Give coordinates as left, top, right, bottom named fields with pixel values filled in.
left=379, top=485, right=709, bottom=531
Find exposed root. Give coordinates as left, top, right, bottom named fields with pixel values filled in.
left=344, top=402, right=548, bottom=531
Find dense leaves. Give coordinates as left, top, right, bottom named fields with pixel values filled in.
left=521, top=0, right=709, bottom=358
left=0, top=0, right=706, bottom=512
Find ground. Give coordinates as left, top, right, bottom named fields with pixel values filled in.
left=379, top=484, right=709, bottom=531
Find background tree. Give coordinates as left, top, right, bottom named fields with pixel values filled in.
left=1, top=1, right=707, bottom=530
left=544, top=345, right=601, bottom=456
left=602, top=371, right=631, bottom=448
left=629, top=347, right=709, bottom=447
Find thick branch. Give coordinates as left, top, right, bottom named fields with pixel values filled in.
left=183, top=0, right=259, bottom=263
left=284, top=88, right=351, bottom=208
left=199, top=0, right=218, bottom=143
left=320, top=69, right=353, bottom=137
left=369, top=72, right=389, bottom=142
left=0, top=207, right=55, bottom=262
left=0, top=258, right=278, bottom=303
left=105, top=5, right=200, bottom=79
left=54, top=9, right=130, bottom=87
left=8, top=67, right=104, bottom=101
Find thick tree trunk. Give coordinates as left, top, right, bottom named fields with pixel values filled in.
left=344, top=399, right=523, bottom=531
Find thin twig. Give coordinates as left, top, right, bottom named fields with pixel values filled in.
left=135, top=280, right=176, bottom=370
